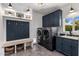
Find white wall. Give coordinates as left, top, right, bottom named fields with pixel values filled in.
left=0, top=4, right=5, bottom=55
left=0, top=4, right=4, bottom=44
left=30, top=11, right=43, bottom=43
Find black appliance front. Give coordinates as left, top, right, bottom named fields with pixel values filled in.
left=6, top=20, right=29, bottom=41
left=37, top=28, right=43, bottom=45
left=42, top=27, right=55, bottom=51
left=37, top=27, right=56, bottom=51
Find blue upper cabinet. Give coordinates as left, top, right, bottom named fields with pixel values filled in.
left=43, top=14, right=51, bottom=27
left=42, top=9, right=62, bottom=27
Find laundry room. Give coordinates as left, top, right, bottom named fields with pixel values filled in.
left=0, top=2, right=79, bottom=56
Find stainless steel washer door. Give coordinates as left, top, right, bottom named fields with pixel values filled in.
left=43, top=30, right=49, bottom=40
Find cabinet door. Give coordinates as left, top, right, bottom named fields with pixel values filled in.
left=22, top=22, right=29, bottom=38
left=71, top=40, right=78, bottom=56
left=43, top=14, right=53, bottom=27
left=15, top=21, right=23, bottom=39
left=62, top=38, right=71, bottom=56
left=54, top=11, right=59, bottom=26
left=43, top=15, right=50, bottom=27
left=6, top=20, right=16, bottom=41
left=42, top=9, right=62, bottom=27
left=50, top=13, right=55, bottom=27
left=16, top=21, right=29, bottom=39
left=50, top=10, right=62, bottom=27
left=55, top=10, right=62, bottom=26
left=56, top=37, right=63, bottom=52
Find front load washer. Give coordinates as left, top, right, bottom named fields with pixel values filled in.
left=42, top=27, right=56, bottom=51
left=37, top=28, right=43, bottom=45
left=37, top=27, right=58, bottom=51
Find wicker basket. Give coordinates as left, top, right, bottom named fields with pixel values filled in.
left=5, top=47, right=14, bottom=52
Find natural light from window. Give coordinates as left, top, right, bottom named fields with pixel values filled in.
left=65, top=13, right=79, bottom=31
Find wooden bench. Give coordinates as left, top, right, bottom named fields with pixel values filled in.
left=2, top=39, right=33, bottom=55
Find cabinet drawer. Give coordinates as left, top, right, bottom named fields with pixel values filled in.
left=71, top=40, right=78, bottom=45
left=62, top=49, right=71, bottom=56
left=71, top=45, right=78, bottom=56
left=62, top=45, right=71, bottom=51
left=56, top=37, right=78, bottom=56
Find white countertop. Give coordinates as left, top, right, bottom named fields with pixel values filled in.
left=59, top=36, right=79, bottom=40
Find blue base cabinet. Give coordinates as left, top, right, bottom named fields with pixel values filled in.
left=56, top=37, right=78, bottom=56
left=71, top=40, right=78, bottom=56
left=62, top=38, right=71, bottom=56
left=56, top=37, right=63, bottom=52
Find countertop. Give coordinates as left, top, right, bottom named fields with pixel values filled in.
left=58, top=36, right=79, bottom=40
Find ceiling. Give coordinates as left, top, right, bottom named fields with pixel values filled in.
left=1, top=3, right=68, bottom=15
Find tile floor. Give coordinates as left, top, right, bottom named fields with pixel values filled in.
left=7, top=44, right=64, bottom=56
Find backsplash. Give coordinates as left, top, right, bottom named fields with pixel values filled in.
left=71, top=31, right=79, bottom=35
left=59, top=31, right=79, bottom=36
left=56, top=26, right=79, bottom=36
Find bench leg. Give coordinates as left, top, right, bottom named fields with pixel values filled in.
left=31, top=42, right=33, bottom=48
left=15, top=45, right=17, bottom=54
left=24, top=43, right=26, bottom=51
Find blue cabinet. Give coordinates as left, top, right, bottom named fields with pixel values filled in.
left=7, top=20, right=16, bottom=41
left=22, top=22, right=29, bottom=38
left=15, top=21, right=29, bottom=39
left=6, top=20, right=29, bottom=41
left=56, top=37, right=78, bottom=56
left=56, top=37, right=63, bottom=52
left=15, top=21, right=20, bottom=39
left=62, top=38, right=71, bottom=56
left=71, top=40, right=78, bottom=56
left=50, top=10, right=61, bottom=26
left=42, top=9, right=62, bottom=27
left=43, top=14, right=51, bottom=27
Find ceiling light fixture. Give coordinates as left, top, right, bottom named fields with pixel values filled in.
left=38, top=3, right=45, bottom=6
left=39, top=3, right=44, bottom=5
left=69, top=4, right=74, bottom=13
left=5, top=3, right=15, bottom=13
left=69, top=7, right=74, bottom=12
left=8, top=3, right=12, bottom=8
left=26, top=8, right=30, bottom=12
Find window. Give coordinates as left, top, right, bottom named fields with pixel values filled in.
left=65, top=16, right=79, bottom=31
left=65, top=18, right=73, bottom=31
left=74, top=16, right=79, bottom=31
